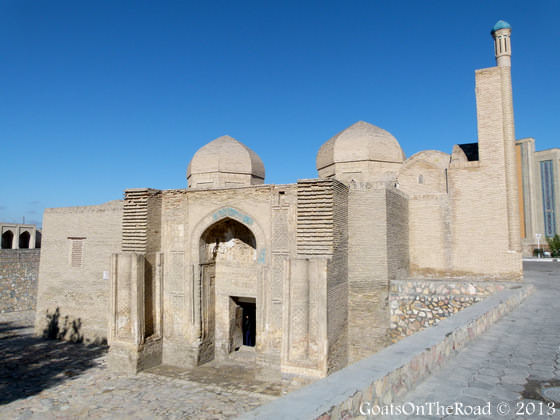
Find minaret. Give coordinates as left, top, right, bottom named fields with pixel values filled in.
left=492, top=20, right=512, bottom=67
left=492, top=20, right=521, bottom=252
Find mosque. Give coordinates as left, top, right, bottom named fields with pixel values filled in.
left=35, top=21, right=523, bottom=377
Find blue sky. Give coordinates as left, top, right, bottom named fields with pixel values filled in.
left=1, top=1, right=558, bottom=227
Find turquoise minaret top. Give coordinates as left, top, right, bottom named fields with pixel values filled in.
left=492, top=20, right=512, bottom=33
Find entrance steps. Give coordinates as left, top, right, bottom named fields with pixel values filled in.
left=227, top=346, right=256, bottom=364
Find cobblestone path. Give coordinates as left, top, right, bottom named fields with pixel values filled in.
left=3, top=262, right=559, bottom=419
left=0, top=311, right=278, bottom=419
left=389, top=261, right=560, bottom=419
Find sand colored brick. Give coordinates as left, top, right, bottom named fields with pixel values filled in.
left=35, top=21, right=524, bottom=378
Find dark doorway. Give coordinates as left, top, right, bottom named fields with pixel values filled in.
left=2, top=231, right=13, bottom=249
left=19, top=231, right=30, bottom=249
left=239, top=299, right=256, bottom=347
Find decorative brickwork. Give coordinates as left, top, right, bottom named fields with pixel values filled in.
left=296, top=179, right=337, bottom=256
left=122, top=189, right=150, bottom=252
left=34, top=21, right=525, bottom=378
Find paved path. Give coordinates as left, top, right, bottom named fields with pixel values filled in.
left=0, top=312, right=279, bottom=420
left=388, top=261, right=560, bottom=419
left=2, top=262, right=559, bottom=419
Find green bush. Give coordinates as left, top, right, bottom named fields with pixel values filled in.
left=546, top=234, right=560, bottom=257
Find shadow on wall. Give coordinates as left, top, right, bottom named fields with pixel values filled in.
left=0, top=311, right=107, bottom=405
left=43, top=307, right=84, bottom=343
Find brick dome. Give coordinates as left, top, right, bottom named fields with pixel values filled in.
left=316, top=121, right=405, bottom=173
left=187, top=135, right=265, bottom=188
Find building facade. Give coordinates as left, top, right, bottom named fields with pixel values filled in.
left=1, top=223, right=41, bottom=249
left=35, top=21, right=523, bottom=377
left=516, top=139, right=560, bottom=254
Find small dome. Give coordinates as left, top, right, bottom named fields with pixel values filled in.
left=492, top=20, right=511, bottom=33
left=187, top=135, right=265, bottom=188
left=316, top=121, right=405, bottom=172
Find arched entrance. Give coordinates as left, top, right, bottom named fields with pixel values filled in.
left=1, top=231, right=13, bottom=249
left=19, top=231, right=30, bottom=249
left=198, top=217, right=258, bottom=364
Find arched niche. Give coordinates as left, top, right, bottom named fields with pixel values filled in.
left=19, top=231, right=31, bottom=249
left=2, top=231, right=14, bottom=249
left=190, top=206, right=267, bottom=267
left=199, top=218, right=256, bottom=264
left=190, top=207, right=267, bottom=364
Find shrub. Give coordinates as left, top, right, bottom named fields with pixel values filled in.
left=546, top=234, right=560, bottom=257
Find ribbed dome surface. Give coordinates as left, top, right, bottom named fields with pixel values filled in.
left=187, top=135, right=265, bottom=181
left=316, top=121, right=405, bottom=171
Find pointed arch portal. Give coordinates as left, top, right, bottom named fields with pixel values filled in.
left=19, top=231, right=30, bottom=249
left=197, top=217, right=259, bottom=364
left=1, top=231, right=14, bottom=249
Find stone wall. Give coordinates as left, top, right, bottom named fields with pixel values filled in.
left=0, top=249, right=40, bottom=313
left=239, top=283, right=534, bottom=420
left=389, top=280, right=508, bottom=341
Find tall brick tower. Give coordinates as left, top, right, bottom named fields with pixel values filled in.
left=449, top=21, right=522, bottom=278
left=490, top=20, right=522, bottom=253
left=492, top=20, right=512, bottom=67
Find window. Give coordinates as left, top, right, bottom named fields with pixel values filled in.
left=540, top=160, right=556, bottom=237
left=418, top=174, right=424, bottom=184
left=68, top=237, right=86, bottom=268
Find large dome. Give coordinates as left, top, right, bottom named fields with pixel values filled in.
left=316, top=121, right=405, bottom=173
left=187, top=135, right=265, bottom=188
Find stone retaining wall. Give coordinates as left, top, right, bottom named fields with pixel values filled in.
left=389, top=280, right=510, bottom=341
left=0, top=249, right=40, bottom=313
left=238, top=283, right=533, bottom=420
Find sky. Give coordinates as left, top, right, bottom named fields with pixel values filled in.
left=1, top=1, right=559, bottom=227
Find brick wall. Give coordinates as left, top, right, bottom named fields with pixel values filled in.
left=408, top=194, right=451, bottom=276
left=386, top=188, right=409, bottom=280
left=0, top=249, right=40, bottom=313
left=446, top=66, right=522, bottom=279
left=327, top=180, right=348, bottom=373
left=160, top=185, right=278, bottom=367
left=285, top=179, right=349, bottom=376
left=35, top=200, right=123, bottom=343
left=347, top=183, right=392, bottom=362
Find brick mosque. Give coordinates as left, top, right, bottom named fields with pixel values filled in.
left=35, top=21, right=530, bottom=377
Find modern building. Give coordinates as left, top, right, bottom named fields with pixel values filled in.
left=517, top=139, right=560, bottom=254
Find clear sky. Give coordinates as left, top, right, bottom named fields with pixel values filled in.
left=1, top=1, right=558, bottom=227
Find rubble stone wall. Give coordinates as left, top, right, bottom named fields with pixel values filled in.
left=0, top=249, right=40, bottom=313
